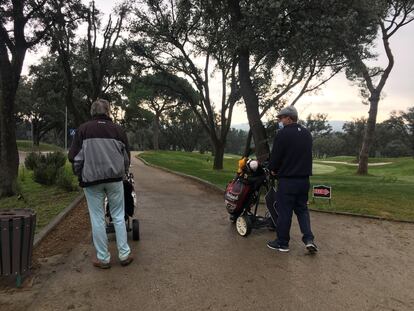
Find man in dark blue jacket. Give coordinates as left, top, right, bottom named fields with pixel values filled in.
left=268, top=106, right=318, bottom=254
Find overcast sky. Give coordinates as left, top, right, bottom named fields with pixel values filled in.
left=23, top=0, right=414, bottom=125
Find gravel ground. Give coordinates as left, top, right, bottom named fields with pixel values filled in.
left=1, top=156, right=414, bottom=311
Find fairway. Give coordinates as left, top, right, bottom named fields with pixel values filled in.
left=313, top=163, right=336, bottom=174
left=139, top=151, right=414, bottom=221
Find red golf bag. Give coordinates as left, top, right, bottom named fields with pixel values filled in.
left=224, top=178, right=251, bottom=215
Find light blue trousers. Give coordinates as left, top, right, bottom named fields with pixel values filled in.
left=84, top=181, right=131, bottom=263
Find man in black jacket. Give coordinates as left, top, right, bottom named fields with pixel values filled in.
left=69, top=99, right=133, bottom=268
left=268, top=106, right=318, bottom=254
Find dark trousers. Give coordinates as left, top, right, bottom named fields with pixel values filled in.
left=275, top=178, right=314, bottom=247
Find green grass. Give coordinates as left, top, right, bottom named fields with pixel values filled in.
left=139, top=151, right=414, bottom=222
left=17, top=140, right=63, bottom=152
left=319, top=156, right=397, bottom=163
left=0, top=164, right=81, bottom=233
left=141, top=151, right=238, bottom=189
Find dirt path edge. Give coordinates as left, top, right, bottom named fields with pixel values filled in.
left=33, top=193, right=84, bottom=247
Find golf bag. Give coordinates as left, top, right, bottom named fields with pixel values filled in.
left=224, top=178, right=251, bottom=215
left=106, top=175, right=136, bottom=221
left=123, top=179, right=135, bottom=217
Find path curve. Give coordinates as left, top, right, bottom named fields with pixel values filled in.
left=8, top=156, right=414, bottom=310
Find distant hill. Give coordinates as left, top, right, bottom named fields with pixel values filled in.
left=232, top=121, right=345, bottom=132
left=232, top=123, right=250, bottom=131
left=329, top=121, right=345, bottom=132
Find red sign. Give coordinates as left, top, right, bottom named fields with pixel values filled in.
left=313, top=185, right=332, bottom=199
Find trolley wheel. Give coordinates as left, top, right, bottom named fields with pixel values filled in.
left=132, top=219, right=140, bottom=241
left=236, top=215, right=252, bottom=237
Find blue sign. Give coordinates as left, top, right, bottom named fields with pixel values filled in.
left=69, top=129, right=76, bottom=136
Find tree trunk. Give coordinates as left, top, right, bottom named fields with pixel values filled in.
left=0, top=92, right=19, bottom=197
left=238, top=50, right=269, bottom=162
left=58, top=52, right=83, bottom=126
left=243, top=130, right=253, bottom=157
left=64, top=69, right=82, bottom=126
left=32, top=120, right=40, bottom=147
left=212, top=141, right=225, bottom=170
left=357, top=95, right=379, bottom=175
left=152, top=113, right=160, bottom=150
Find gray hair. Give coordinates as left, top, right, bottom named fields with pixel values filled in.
left=90, top=99, right=111, bottom=117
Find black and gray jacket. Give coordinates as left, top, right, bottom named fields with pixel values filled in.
left=68, top=115, right=130, bottom=187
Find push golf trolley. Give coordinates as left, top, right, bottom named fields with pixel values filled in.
left=105, top=173, right=140, bottom=241
left=224, top=159, right=279, bottom=237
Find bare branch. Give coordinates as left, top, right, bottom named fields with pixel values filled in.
left=377, top=22, right=395, bottom=93
left=0, top=24, right=15, bottom=53
left=291, top=65, right=342, bottom=106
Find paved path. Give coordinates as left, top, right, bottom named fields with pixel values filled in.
left=5, top=156, right=414, bottom=310
left=314, top=160, right=393, bottom=166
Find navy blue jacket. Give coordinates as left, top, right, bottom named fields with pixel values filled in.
left=269, top=123, right=312, bottom=178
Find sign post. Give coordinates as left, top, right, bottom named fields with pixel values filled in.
left=312, top=185, right=332, bottom=205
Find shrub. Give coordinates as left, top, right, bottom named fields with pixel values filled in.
left=19, top=166, right=27, bottom=182
left=56, top=167, right=78, bottom=192
left=24, top=152, right=40, bottom=170
left=33, top=163, right=59, bottom=185
left=42, top=151, right=66, bottom=168
left=32, top=151, right=67, bottom=185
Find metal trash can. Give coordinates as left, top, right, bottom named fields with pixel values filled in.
left=0, top=208, right=36, bottom=287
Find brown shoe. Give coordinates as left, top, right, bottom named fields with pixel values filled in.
left=120, top=256, right=134, bottom=267
left=92, top=259, right=111, bottom=269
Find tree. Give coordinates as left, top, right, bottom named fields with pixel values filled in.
left=226, top=0, right=379, bottom=162
left=313, top=134, right=346, bottom=158
left=85, top=1, right=129, bottom=102
left=401, top=106, right=414, bottom=155
left=123, top=102, right=153, bottom=151
left=342, top=118, right=367, bottom=157
left=0, top=0, right=55, bottom=197
left=305, top=113, right=333, bottom=137
left=383, top=107, right=414, bottom=156
left=49, top=0, right=88, bottom=126
left=227, top=0, right=272, bottom=161
left=225, top=128, right=248, bottom=156
left=131, top=0, right=240, bottom=169
left=16, top=60, right=66, bottom=146
left=162, top=106, right=206, bottom=152
left=345, top=0, right=414, bottom=174
left=49, top=1, right=135, bottom=125
left=128, top=74, right=180, bottom=150
left=124, top=71, right=202, bottom=151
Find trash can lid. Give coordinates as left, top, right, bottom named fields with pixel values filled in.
left=0, top=208, right=36, bottom=219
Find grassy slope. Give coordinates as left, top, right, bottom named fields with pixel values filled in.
left=17, top=140, right=63, bottom=152
left=0, top=164, right=80, bottom=233
left=139, top=151, right=414, bottom=221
